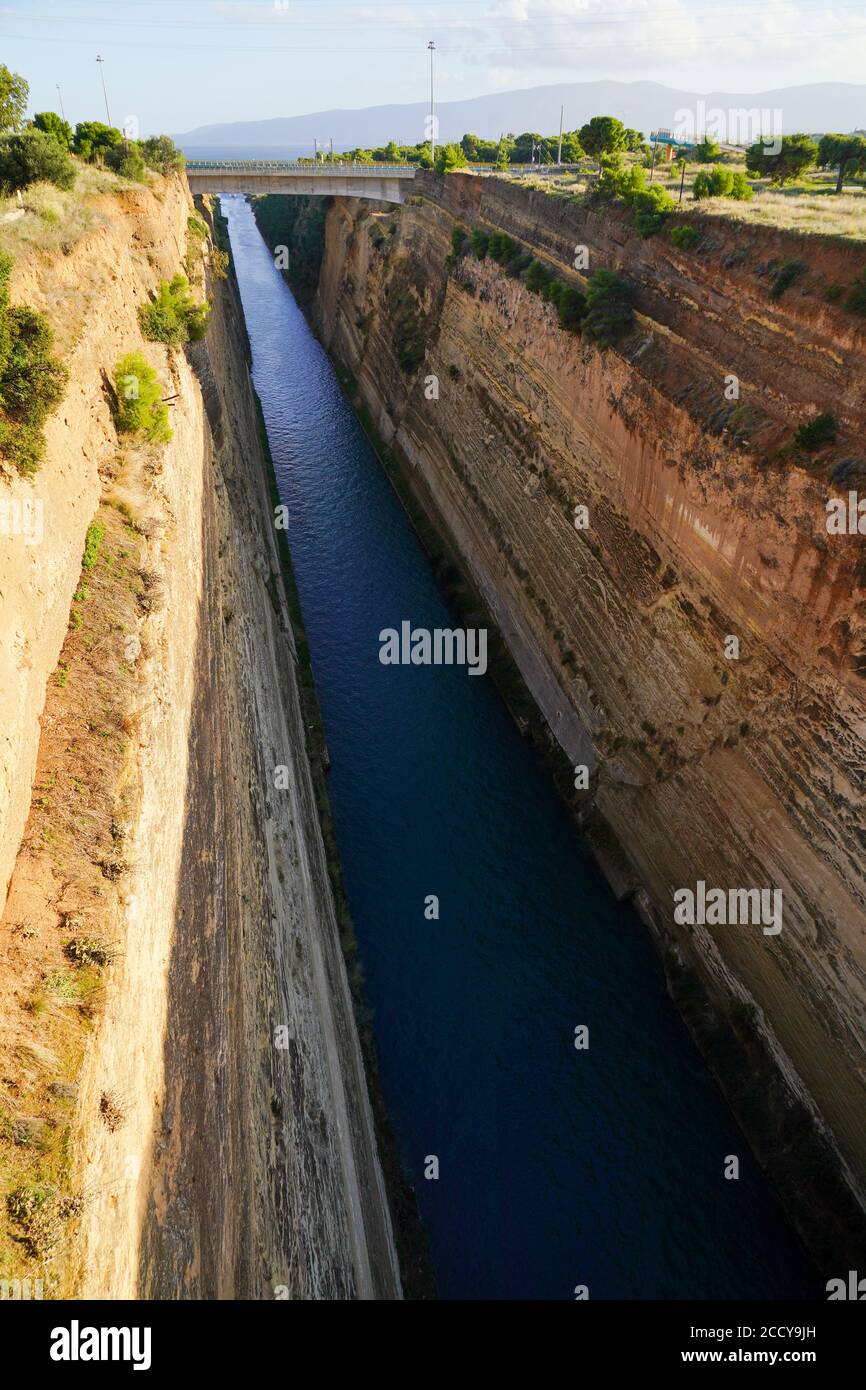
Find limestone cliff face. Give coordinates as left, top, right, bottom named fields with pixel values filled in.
left=261, top=173, right=866, bottom=1269
left=0, top=178, right=399, bottom=1298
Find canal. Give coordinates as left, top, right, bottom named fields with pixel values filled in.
left=221, top=192, right=817, bottom=1301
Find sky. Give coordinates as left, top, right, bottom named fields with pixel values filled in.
left=1, top=0, right=864, bottom=136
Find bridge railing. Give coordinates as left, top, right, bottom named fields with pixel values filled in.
left=185, top=160, right=587, bottom=176
left=185, top=160, right=417, bottom=174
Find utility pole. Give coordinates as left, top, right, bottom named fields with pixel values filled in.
left=557, top=104, right=563, bottom=165
left=314, top=138, right=318, bottom=162
left=678, top=158, right=687, bottom=204
left=56, top=84, right=66, bottom=122
left=96, top=54, right=112, bottom=127
left=428, top=40, right=436, bottom=166
left=649, top=138, right=657, bottom=183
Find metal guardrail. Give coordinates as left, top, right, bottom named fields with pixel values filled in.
left=185, top=160, right=587, bottom=176
left=185, top=160, right=417, bottom=174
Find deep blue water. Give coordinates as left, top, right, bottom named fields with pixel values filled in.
left=221, top=194, right=819, bottom=1301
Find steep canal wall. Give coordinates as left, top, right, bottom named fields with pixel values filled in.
left=253, top=172, right=866, bottom=1274
left=0, top=173, right=399, bottom=1298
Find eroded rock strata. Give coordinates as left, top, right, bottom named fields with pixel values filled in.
left=0, top=177, right=400, bottom=1299
left=255, top=172, right=866, bottom=1272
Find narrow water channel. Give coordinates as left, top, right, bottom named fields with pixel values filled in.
left=221, top=193, right=818, bottom=1301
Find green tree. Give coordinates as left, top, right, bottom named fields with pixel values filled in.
left=0, top=128, right=76, bottom=194
left=730, top=171, right=754, bottom=201
left=112, top=352, right=172, bottom=443
left=746, top=133, right=817, bottom=185
left=33, top=111, right=73, bottom=151
left=0, top=65, right=28, bottom=133
left=624, top=128, right=645, bottom=152
left=581, top=268, right=635, bottom=349
left=579, top=116, right=626, bottom=168
left=817, top=133, right=866, bottom=193
left=511, top=131, right=544, bottom=162
left=460, top=133, right=486, bottom=161
left=693, top=166, right=734, bottom=198
left=632, top=185, right=675, bottom=237
left=140, top=134, right=185, bottom=174
left=693, top=166, right=754, bottom=201
left=694, top=136, right=721, bottom=163
left=559, top=131, right=584, bottom=162
left=435, top=142, right=467, bottom=175
left=73, top=120, right=123, bottom=162
left=104, top=139, right=147, bottom=182
left=0, top=251, right=68, bottom=475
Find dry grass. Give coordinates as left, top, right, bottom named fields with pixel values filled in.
left=698, top=188, right=866, bottom=241
left=0, top=494, right=148, bottom=1290
left=0, top=166, right=133, bottom=258
left=504, top=158, right=866, bottom=242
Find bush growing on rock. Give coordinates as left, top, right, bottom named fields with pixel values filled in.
left=670, top=225, right=700, bottom=249
left=470, top=228, right=489, bottom=259
left=795, top=412, right=836, bottom=451
left=632, top=185, right=676, bottom=237
left=0, top=251, right=68, bottom=474
left=487, top=231, right=519, bottom=264
left=138, top=274, right=209, bottom=345
left=112, top=351, right=172, bottom=443
left=846, top=268, right=866, bottom=315
left=581, top=268, right=635, bottom=349
left=525, top=258, right=552, bottom=294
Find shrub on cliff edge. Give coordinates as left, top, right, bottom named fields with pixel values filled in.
left=0, top=251, right=68, bottom=475
left=0, top=127, right=75, bottom=194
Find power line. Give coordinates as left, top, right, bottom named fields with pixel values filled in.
left=1, top=26, right=863, bottom=54
left=7, top=0, right=863, bottom=30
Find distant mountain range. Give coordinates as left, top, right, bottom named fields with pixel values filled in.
left=176, top=80, right=866, bottom=153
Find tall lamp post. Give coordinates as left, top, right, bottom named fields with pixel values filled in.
left=428, top=40, right=436, bottom=167
left=96, top=54, right=112, bottom=126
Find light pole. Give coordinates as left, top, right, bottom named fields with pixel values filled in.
left=96, top=54, right=112, bottom=126
left=428, top=40, right=436, bottom=167
left=56, top=84, right=66, bottom=122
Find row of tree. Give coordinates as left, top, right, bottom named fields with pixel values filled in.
left=0, top=63, right=184, bottom=195
left=322, top=116, right=866, bottom=194
left=745, top=132, right=866, bottom=192
left=319, top=117, right=644, bottom=169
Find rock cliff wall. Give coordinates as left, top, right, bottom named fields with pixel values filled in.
left=0, top=176, right=399, bottom=1298
left=258, top=172, right=866, bottom=1271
